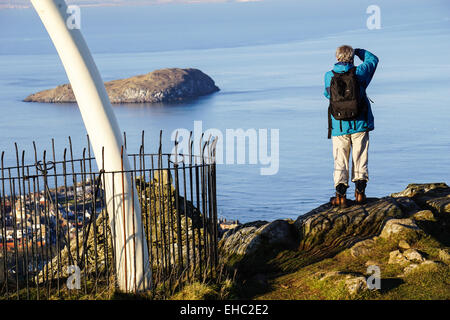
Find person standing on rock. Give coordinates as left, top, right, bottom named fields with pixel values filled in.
left=324, top=45, right=379, bottom=207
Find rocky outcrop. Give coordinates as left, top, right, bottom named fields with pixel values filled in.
left=391, top=182, right=450, bottom=219
left=24, top=68, right=220, bottom=104
left=379, top=218, right=425, bottom=242
left=219, top=219, right=297, bottom=258
left=218, top=219, right=298, bottom=275
left=293, top=197, right=405, bottom=258
left=219, top=183, right=449, bottom=299
left=219, top=183, right=450, bottom=275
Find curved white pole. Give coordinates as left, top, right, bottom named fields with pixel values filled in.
left=30, top=0, right=151, bottom=292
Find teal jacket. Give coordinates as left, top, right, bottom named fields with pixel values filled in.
left=324, top=48, right=379, bottom=136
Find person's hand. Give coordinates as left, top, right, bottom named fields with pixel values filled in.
left=353, top=48, right=363, bottom=61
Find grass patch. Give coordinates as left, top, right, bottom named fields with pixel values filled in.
left=252, top=234, right=450, bottom=300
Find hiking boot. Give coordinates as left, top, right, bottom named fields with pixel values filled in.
left=330, top=184, right=348, bottom=208
left=354, top=180, right=367, bottom=204
left=330, top=193, right=348, bottom=208
left=354, top=190, right=367, bottom=204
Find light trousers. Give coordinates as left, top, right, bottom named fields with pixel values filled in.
left=332, top=131, right=369, bottom=187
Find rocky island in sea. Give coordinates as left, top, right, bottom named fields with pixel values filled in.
left=24, top=68, right=220, bottom=104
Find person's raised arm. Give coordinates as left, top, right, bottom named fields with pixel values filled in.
left=354, top=48, right=379, bottom=87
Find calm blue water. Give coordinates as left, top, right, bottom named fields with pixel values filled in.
left=0, top=0, right=449, bottom=222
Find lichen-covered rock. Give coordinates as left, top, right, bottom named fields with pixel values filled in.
left=219, top=219, right=296, bottom=258
left=388, top=248, right=426, bottom=266
left=390, top=184, right=449, bottom=245
left=388, top=250, right=410, bottom=265
left=379, top=218, right=425, bottom=242
left=392, top=183, right=450, bottom=216
left=414, top=187, right=450, bottom=217
left=24, top=68, right=220, bottom=104
left=317, top=271, right=370, bottom=296
left=403, top=263, right=420, bottom=275
left=438, top=249, right=450, bottom=264
left=391, top=183, right=449, bottom=198
left=218, top=219, right=297, bottom=273
left=349, top=239, right=375, bottom=258
left=391, top=184, right=450, bottom=245
left=398, top=240, right=411, bottom=250
left=412, top=210, right=436, bottom=222
left=390, top=196, right=422, bottom=216
left=344, top=276, right=368, bottom=295
left=293, top=197, right=404, bottom=257
left=403, top=260, right=443, bottom=276
left=403, top=249, right=426, bottom=263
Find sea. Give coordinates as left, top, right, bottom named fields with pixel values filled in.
left=0, top=0, right=449, bottom=222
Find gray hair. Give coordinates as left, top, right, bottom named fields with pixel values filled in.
left=336, top=45, right=354, bottom=63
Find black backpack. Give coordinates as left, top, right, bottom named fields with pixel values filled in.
left=328, top=67, right=367, bottom=138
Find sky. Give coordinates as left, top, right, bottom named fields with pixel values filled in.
left=0, top=0, right=259, bottom=9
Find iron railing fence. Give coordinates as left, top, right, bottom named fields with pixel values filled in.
left=0, top=131, right=218, bottom=299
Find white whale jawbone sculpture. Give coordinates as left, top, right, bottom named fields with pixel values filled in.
left=30, top=0, right=151, bottom=292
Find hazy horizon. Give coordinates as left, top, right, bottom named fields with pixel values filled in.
left=1, top=0, right=263, bottom=9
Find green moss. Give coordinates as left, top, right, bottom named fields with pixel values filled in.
left=250, top=231, right=450, bottom=300
left=170, top=282, right=218, bottom=300
left=380, top=264, right=450, bottom=300
left=306, top=277, right=350, bottom=300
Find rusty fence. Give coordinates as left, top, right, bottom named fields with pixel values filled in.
left=0, top=131, right=219, bottom=299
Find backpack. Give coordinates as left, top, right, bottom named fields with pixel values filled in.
left=327, top=67, right=367, bottom=139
